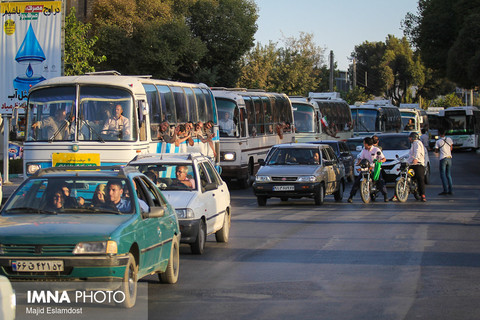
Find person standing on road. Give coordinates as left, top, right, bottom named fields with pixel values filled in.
left=347, top=137, right=388, bottom=203
left=434, top=128, right=453, bottom=195
left=408, top=132, right=427, bottom=202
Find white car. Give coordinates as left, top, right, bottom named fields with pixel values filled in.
left=0, top=275, right=15, bottom=320
left=378, top=133, right=431, bottom=184
left=128, top=153, right=231, bottom=254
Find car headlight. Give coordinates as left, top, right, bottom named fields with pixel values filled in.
left=255, top=175, right=271, bottom=182
left=73, top=241, right=117, bottom=254
left=26, top=163, right=41, bottom=175
left=221, top=152, right=236, bottom=161
left=297, top=176, right=316, bottom=182
left=175, top=208, right=194, bottom=219
left=398, top=154, right=409, bottom=161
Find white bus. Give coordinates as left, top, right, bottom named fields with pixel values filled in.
left=307, top=92, right=353, bottom=140
left=21, top=72, right=219, bottom=176
left=290, top=97, right=319, bottom=142
left=439, top=106, right=480, bottom=149
left=350, top=100, right=402, bottom=136
left=212, top=88, right=295, bottom=187
left=399, top=103, right=429, bottom=135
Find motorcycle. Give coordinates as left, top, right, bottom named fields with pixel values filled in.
left=359, top=152, right=383, bottom=204
left=394, top=156, right=421, bottom=202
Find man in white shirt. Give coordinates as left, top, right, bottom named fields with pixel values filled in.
left=347, top=136, right=388, bottom=203
left=420, top=128, right=429, bottom=150
left=408, top=132, right=427, bottom=202
left=102, top=104, right=131, bottom=139
left=219, top=112, right=235, bottom=136
left=434, top=128, right=453, bottom=195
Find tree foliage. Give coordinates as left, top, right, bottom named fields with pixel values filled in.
left=89, top=0, right=257, bottom=84
left=64, top=7, right=105, bottom=75
left=403, top=0, right=480, bottom=88
left=238, top=33, right=327, bottom=95
left=349, top=41, right=386, bottom=97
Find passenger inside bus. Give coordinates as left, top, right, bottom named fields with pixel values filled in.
left=404, top=118, right=415, bottom=131
left=101, top=104, right=131, bottom=139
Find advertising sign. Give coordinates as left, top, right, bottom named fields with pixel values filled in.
left=0, top=1, right=63, bottom=114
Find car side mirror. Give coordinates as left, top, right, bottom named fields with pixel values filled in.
left=204, top=182, right=217, bottom=192
left=146, top=207, right=165, bottom=218
left=324, top=160, right=334, bottom=166
left=258, top=159, right=265, bottom=166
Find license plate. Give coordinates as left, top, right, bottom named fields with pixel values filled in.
left=12, top=260, right=64, bottom=272
left=273, top=185, right=294, bottom=191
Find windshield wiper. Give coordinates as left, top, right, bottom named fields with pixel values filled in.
left=79, top=118, right=105, bottom=143
left=4, top=207, right=57, bottom=214
left=49, top=118, right=72, bottom=142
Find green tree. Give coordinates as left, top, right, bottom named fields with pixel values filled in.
left=349, top=41, right=386, bottom=97
left=432, top=93, right=464, bottom=108
left=341, top=87, right=373, bottom=105
left=238, top=33, right=327, bottom=95
left=64, top=7, right=105, bottom=75
left=187, top=0, right=258, bottom=86
left=381, top=35, right=425, bottom=105
left=403, top=0, right=480, bottom=88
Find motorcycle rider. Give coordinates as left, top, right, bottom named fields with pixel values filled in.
left=408, top=132, right=427, bottom=202
left=348, top=136, right=388, bottom=203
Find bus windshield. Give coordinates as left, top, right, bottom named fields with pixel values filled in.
left=354, top=109, right=379, bottom=133
left=27, top=86, right=136, bottom=142
left=216, top=98, right=238, bottom=137
left=293, top=103, right=315, bottom=133
left=444, top=112, right=471, bottom=134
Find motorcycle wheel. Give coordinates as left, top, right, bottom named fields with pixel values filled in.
left=360, top=179, right=371, bottom=203
left=395, top=177, right=409, bottom=203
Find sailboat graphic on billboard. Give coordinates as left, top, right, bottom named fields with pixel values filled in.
left=13, top=23, right=46, bottom=96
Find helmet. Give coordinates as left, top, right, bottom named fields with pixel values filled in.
left=409, top=132, right=419, bottom=140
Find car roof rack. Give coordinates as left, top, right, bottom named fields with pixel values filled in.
left=32, top=165, right=135, bottom=178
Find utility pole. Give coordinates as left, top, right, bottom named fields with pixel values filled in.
left=365, top=71, right=368, bottom=88
left=353, top=58, right=357, bottom=88
left=329, top=50, right=334, bottom=92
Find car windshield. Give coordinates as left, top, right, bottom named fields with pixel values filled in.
left=378, top=136, right=411, bottom=150
left=2, top=177, right=134, bottom=215
left=346, top=139, right=363, bottom=152
left=266, top=148, right=320, bottom=165
left=131, top=163, right=197, bottom=191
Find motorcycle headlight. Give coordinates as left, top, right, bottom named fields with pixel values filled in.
left=73, top=241, right=117, bottom=254
left=298, top=176, right=316, bottom=182
left=175, top=208, right=195, bottom=219
left=255, top=175, right=271, bottom=182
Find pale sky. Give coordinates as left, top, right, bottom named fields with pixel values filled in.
left=254, top=0, right=419, bottom=70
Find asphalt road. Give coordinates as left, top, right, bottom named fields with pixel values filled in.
left=146, top=150, right=480, bottom=320
left=9, top=151, right=480, bottom=320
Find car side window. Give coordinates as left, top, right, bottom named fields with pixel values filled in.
left=326, top=147, right=338, bottom=163
left=197, top=164, right=210, bottom=191
left=203, top=161, right=221, bottom=186
left=321, top=148, right=330, bottom=163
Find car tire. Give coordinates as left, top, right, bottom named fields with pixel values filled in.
left=334, top=181, right=344, bottom=202
left=159, top=235, right=180, bottom=284
left=215, top=211, right=230, bottom=243
left=191, top=220, right=206, bottom=255
left=314, top=184, right=324, bottom=205
left=118, top=253, right=137, bottom=308
left=280, top=197, right=289, bottom=202
left=257, top=196, right=267, bottom=206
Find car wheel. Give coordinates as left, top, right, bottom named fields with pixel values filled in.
left=314, top=184, right=324, bottom=205
left=424, top=163, right=431, bottom=185
left=280, top=197, right=289, bottom=202
left=257, top=196, right=267, bottom=206
left=215, top=211, right=230, bottom=243
left=118, top=253, right=137, bottom=308
left=347, top=166, right=354, bottom=182
left=191, top=220, right=206, bottom=254
left=159, top=235, right=179, bottom=284
left=334, top=181, right=344, bottom=202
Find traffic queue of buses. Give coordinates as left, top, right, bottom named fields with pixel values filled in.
left=1, top=72, right=480, bottom=312
left=12, top=72, right=480, bottom=185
